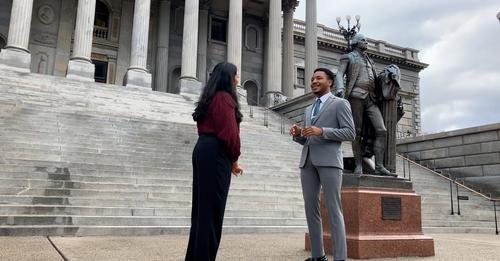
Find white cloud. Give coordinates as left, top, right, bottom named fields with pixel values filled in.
left=295, top=0, right=500, bottom=133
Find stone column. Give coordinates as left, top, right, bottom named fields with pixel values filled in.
left=66, top=0, right=96, bottom=81
left=0, top=0, right=35, bottom=72
left=197, top=8, right=208, bottom=86
left=264, top=0, right=282, bottom=106
left=282, top=4, right=296, bottom=99
left=305, top=0, right=318, bottom=93
left=115, top=0, right=134, bottom=85
left=179, top=0, right=201, bottom=95
left=54, top=0, right=77, bottom=76
left=125, top=0, right=152, bottom=88
left=155, top=0, right=171, bottom=92
left=227, top=0, right=242, bottom=73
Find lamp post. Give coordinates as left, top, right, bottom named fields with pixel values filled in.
left=336, top=15, right=361, bottom=52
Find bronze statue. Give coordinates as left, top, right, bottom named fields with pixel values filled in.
left=335, top=34, right=401, bottom=176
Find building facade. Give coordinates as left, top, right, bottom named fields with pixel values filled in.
left=0, top=0, right=427, bottom=135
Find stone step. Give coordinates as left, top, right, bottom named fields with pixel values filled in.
left=2, top=158, right=299, bottom=174
left=0, top=195, right=302, bottom=211
left=422, top=226, right=497, bottom=234
left=0, top=171, right=302, bottom=187
left=0, top=178, right=302, bottom=194
left=0, top=215, right=306, bottom=227
left=423, top=213, right=495, bottom=222
left=0, top=205, right=306, bottom=218
left=395, top=157, right=497, bottom=234
left=422, top=220, right=495, bottom=228
left=0, top=224, right=308, bottom=236
left=0, top=187, right=305, bottom=204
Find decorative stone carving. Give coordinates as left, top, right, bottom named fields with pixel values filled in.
left=32, top=32, right=57, bottom=46
left=38, top=5, right=55, bottom=25
left=273, top=92, right=287, bottom=105
left=36, top=52, right=49, bottom=74
left=245, top=25, right=260, bottom=52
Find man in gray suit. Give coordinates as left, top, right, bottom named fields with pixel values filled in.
left=290, top=68, right=355, bottom=261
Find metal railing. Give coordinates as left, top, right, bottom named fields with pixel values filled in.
left=398, top=154, right=499, bottom=235
left=237, top=92, right=295, bottom=136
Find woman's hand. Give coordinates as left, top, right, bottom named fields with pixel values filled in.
left=232, top=161, right=244, bottom=176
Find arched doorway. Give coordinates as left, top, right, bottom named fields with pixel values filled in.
left=169, top=67, right=181, bottom=94
left=243, top=80, right=259, bottom=106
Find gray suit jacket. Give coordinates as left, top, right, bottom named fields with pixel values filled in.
left=293, top=95, right=355, bottom=169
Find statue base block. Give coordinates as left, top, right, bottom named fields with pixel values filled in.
left=305, top=175, right=435, bottom=259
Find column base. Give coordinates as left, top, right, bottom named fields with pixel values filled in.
left=264, top=91, right=287, bottom=107
left=125, top=68, right=152, bottom=88
left=66, top=59, right=95, bottom=82
left=179, top=77, right=202, bottom=96
left=0, top=48, right=31, bottom=73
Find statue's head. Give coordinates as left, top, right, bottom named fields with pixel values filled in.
left=351, top=34, right=368, bottom=51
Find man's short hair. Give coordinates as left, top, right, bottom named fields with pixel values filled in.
left=314, top=68, right=335, bottom=87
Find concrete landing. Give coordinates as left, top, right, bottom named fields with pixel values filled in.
left=1, top=233, right=499, bottom=260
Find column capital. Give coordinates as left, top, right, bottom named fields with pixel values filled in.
left=282, top=0, right=299, bottom=12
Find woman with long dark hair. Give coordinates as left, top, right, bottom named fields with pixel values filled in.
left=185, top=62, right=244, bottom=261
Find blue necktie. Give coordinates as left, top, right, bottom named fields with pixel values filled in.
left=312, top=99, right=321, bottom=122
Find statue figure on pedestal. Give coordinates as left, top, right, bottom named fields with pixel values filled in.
left=335, top=34, right=402, bottom=176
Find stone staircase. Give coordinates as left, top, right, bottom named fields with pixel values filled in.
left=0, top=69, right=306, bottom=236
left=395, top=156, right=497, bottom=234
left=0, top=69, right=497, bottom=236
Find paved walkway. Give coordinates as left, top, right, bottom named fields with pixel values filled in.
left=1, top=233, right=499, bottom=260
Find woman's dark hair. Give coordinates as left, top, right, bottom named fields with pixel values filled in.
left=314, top=68, right=335, bottom=87
left=192, top=62, right=243, bottom=123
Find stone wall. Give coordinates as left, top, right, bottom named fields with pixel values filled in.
left=397, top=123, right=500, bottom=197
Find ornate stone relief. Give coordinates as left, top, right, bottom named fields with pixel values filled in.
left=35, top=52, right=49, bottom=74
left=38, top=5, right=55, bottom=25
left=32, top=32, right=57, bottom=46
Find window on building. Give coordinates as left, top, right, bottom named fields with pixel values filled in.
left=93, top=60, right=108, bottom=83
left=210, top=17, right=227, bottom=43
left=296, top=67, right=305, bottom=86
left=94, top=1, right=110, bottom=39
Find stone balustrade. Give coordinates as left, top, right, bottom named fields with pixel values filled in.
left=93, top=25, right=109, bottom=40
left=292, top=20, right=420, bottom=62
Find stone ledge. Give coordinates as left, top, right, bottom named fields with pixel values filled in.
left=398, top=123, right=500, bottom=145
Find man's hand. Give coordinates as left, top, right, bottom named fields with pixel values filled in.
left=289, top=124, right=302, bottom=137
left=232, top=161, right=244, bottom=176
left=302, top=126, right=323, bottom=137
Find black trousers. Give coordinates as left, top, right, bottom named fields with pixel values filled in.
left=185, top=135, right=232, bottom=261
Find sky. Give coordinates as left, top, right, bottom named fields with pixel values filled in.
left=295, top=0, right=500, bottom=134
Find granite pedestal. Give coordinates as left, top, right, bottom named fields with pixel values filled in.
left=305, top=174, right=435, bottom=259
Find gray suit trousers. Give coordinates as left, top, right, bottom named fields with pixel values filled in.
left=301, top=153, right=347, bottom=260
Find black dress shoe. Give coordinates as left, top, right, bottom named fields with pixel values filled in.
left=304, top=255, right=328, bottom=261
